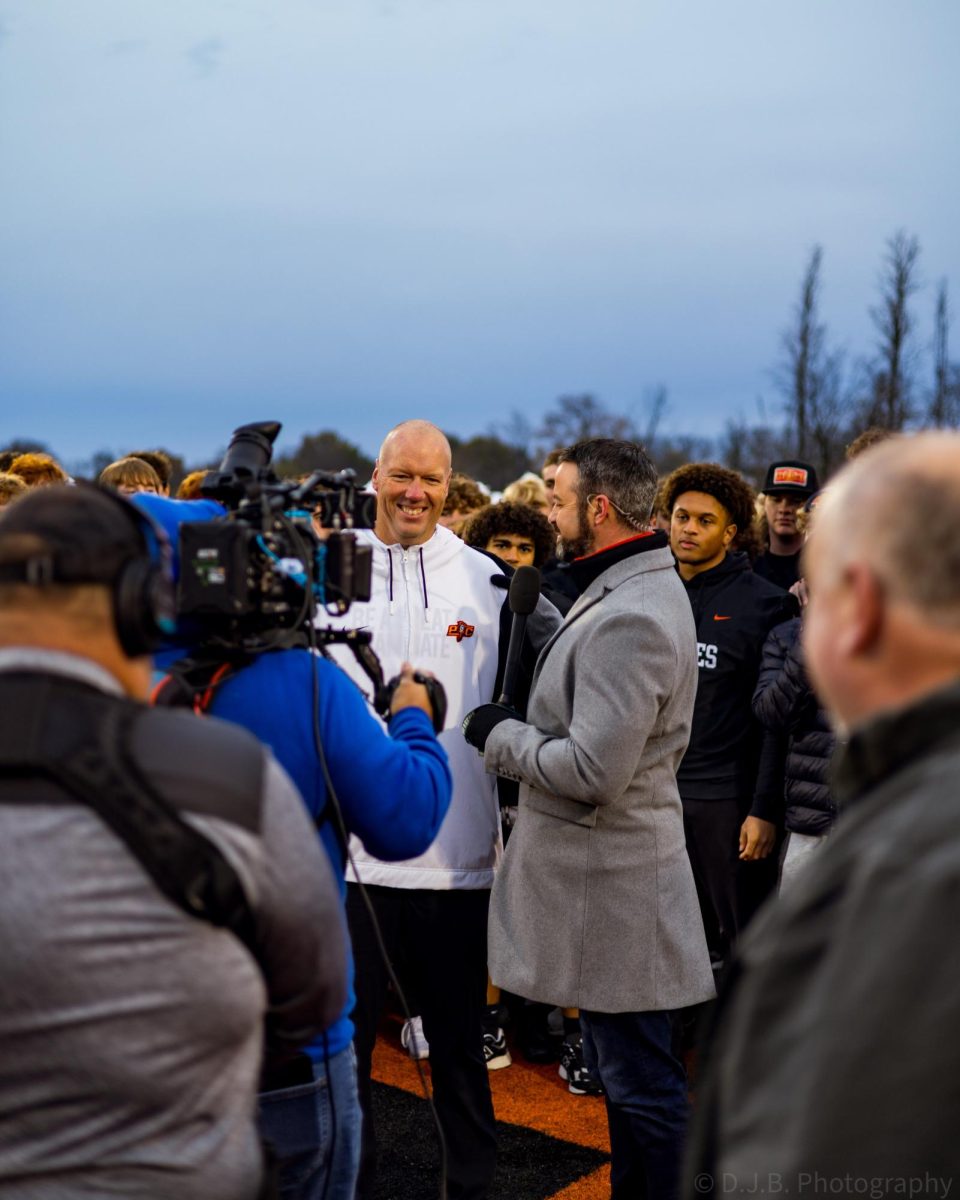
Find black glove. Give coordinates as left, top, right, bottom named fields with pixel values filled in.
left=461, top=703, right=521, bottom=752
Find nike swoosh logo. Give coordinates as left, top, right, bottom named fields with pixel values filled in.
left=713, top=615, right=732, bottom=621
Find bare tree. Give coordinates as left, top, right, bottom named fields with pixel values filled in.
left=805, top=351, right=850, bottom=480
left=928, top=280, right=960, bottom=428
left=778, top=245, right=824, bottom=456
left=776, top=246, right=848, bottom=475
left=501, top=410, right=536, bottom=459
left=535, top=394, right=638, bottom=454
left=640, top=385, right=669, bottom=446
left=865, top=230, right=921, bottom=430
left=650, top=434, right=715, bottom=476
left=931, top=280, right=949, bottom=426
left=717, top=417, right=789, bottom=489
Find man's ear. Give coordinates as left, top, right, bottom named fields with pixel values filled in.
left=722, top=523, right=737, bottom=549
left=371, top=461, right=381, bottom=493
left=840, top=562, right=885, bottom=657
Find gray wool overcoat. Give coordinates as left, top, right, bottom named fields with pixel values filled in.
left=485, top=543, right=715, bottom=1013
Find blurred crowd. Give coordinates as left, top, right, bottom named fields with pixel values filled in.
left=1, top=419, right=958, bottom=1200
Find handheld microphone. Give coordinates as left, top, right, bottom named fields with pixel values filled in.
left=497, top=566, right=541, bottom=707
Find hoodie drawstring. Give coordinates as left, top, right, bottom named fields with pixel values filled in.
left=419, top=548, right=431, bottom=623
left=387, top=547, right=396, bottom=614
left=384, top=543, right=430, bottom=619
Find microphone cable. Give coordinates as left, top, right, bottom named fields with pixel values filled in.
left=304, top=603, right=448, bottom=1200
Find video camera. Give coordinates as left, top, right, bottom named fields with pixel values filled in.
left=178, top=421, right=375, bottom=638
left=174, top=421, right=444, bottom=727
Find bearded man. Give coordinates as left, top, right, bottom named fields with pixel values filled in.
left=463, top=438, right=714, bottom=1200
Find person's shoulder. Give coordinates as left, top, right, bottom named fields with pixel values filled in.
left=132, top=705, right=267, bottom=831
left=430, top=527, right=508, bottom=587
left=767, top=615, right=802, bottom=645
left=233, top=645, right=342, bottom=683
left=605, top=547, right=684, bottom=600
left=139, top=700, right=263, bottom=754
left=736, top=564, right=798, bottom=611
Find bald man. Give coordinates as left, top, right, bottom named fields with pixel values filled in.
left=684, top=432, right=960, bottom=1194
left=322, top=420, right=561, bottom=1200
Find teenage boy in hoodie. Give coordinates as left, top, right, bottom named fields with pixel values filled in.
left=663, top=463, right=797, bottom=970
left=322, top=420, right=562, bottom=1200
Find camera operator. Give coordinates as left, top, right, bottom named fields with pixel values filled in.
left=136, top=472, right=453, bottom=1200
left=0, top=484, right=347, bottom=1200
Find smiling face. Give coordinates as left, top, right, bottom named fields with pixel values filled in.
left=670, top=490, right=737, bottom=579
left=372, top=425, right=452, bottom=547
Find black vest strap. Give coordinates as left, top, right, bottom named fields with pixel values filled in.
left=154, top=646, right=347, bottom=866
left=0, top=672, right=260, bottom=963
left=150, top=647, right=252, bottom=712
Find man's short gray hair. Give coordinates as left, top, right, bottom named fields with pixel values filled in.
left=557, top=439, right=658, bottom=532
left=825, top=432, right=960, bottom=631
left=871, top=474, right=960, bottom=629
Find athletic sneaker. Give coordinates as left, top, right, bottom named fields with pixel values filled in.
left=483, top=1026, right=512, bottom=1071
left=400, top=1015, right=430, bottom=1060
left=558, top=1035, right=603, bottom=1096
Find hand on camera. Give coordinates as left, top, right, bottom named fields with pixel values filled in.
left=388, top=663, right=447, bottom=734
left=461, top=703, right=521, bottom=752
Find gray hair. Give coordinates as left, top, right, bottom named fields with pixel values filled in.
left=822, top=432, right=960, bottom=631
left=557, top=438, right=658, bottom=532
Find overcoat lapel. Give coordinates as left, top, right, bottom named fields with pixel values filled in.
left=531, top=549, right=671, bottom=688
left=530, top=590, right=606, bottom=688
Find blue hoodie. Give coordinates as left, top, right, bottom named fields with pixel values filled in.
left=133, top=494, right=452, bottom=1060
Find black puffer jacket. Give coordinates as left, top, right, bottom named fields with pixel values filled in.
left=752, top=617, right=836, bottom=835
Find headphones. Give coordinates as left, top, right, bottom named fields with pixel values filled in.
left=99, top=488, right=178, bottom=658
left=0, top=484, right=177, bottom=658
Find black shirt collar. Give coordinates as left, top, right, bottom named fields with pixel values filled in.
left=680, top=550, right=750, bottom=590
left=568, top=531, right=667, bottom=593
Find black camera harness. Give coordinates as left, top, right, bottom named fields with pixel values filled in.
left=0, top=672, right=260, bottom=961
left=151, top=632, right=447, bottom=853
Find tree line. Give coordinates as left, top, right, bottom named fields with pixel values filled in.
left=753, top=230, right=959, bottom=483
left=4, top=230, right=957, bottom=493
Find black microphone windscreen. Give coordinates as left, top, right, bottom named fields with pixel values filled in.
left=508, top=565, right=541, bottom=616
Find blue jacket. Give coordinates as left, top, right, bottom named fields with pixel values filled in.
left=135, top=495, right=452, bottom=1059
left=208, top=650, right=451, bottom=1059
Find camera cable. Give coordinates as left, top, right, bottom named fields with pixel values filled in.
left=304, top=602, right=448, bottom=1200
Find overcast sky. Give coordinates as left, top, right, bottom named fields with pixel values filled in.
left=1, top=0, right=957, bottom=468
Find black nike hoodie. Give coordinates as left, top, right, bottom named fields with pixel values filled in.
left=677, top=551, right=798, bottom=808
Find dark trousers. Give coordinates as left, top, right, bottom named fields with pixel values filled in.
left=683, top=797, right=781, bottom=967
left=682, top=798, right=741, bottom=965
left=346, top=884, right=497, bottom=1200
left=579, top=1009, right=688, bottom=1200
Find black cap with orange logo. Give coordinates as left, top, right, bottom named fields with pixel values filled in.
left=762, top=460, right=819, bottom=497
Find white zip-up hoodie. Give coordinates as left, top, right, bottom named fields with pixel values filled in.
left=321, top=524, right=510, bottom=890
